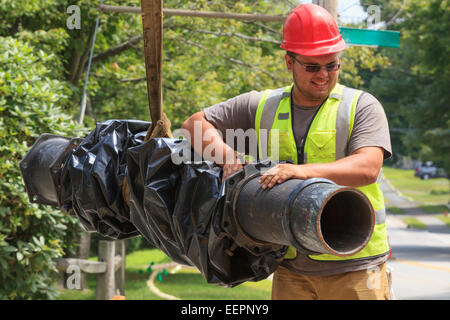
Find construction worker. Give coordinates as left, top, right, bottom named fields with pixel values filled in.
left=182, top=3, right=392, bottom=300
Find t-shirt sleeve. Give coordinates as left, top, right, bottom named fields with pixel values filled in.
left=348, top=92, right=392, bottom=160
left=202, top=90, right=262, bottom=136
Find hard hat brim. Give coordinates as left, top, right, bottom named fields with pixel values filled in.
left=281, top=37, right=347, bottom=56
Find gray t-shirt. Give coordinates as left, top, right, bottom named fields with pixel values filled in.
left=203, top=88, right=392, bottom=277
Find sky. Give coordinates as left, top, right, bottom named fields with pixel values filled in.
left=300, top=0, right=368, bottom=24
left=337, top=0, right=368, bottom=24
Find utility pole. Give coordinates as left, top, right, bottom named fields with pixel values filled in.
left=313, top=0, right=338, bottom=19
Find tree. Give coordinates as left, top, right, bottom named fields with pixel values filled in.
left=0, top=36, right=86, bottom=299
left=402, top=0, right=450, bottom=174
left=86, top=0, right=390, bottom=128
left=360, top=0, right=450, bottom=174
left=0, top=0, right=392, bottom=128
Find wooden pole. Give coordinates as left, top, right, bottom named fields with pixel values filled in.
left=115, top=240, right=126, bottom=296
left=99, top=4, right=286, bottom=22
left=140, top=0, right=163, bottom=125
left=96, top=240, right=116, bottom=300
left=78, top=231, right=91, bottom=290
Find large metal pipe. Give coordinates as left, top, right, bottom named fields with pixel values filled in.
left=20, top=134, right=374, bottom=259
left=222, top=163, right=375, bottom=257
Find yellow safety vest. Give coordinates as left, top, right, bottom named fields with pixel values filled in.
left=255, top=83, right=389, bottom=261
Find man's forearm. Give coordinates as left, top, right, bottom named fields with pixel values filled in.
left=301, top=152, right=381, bottom=187
left=181, top=111, right=237, bottom=166
left=259, top=146, right=384, bottom=189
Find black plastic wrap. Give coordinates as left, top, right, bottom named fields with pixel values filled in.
left=60, top=120, right=146, bottom=239
left=59, top=120, right=284, bottom=287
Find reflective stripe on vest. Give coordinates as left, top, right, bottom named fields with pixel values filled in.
left=255, top=83, right=389, bottom=262
left=256, top=85, right=297, bottom=163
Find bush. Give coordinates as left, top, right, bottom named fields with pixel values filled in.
left=0, top=36, right=87, bottom=299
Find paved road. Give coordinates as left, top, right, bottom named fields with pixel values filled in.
left=381, top=177, right=450, bottom=300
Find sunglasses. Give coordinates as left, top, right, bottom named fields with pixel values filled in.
left=291, top=55, right=340, bottom=73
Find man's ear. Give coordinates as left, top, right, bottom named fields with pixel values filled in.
left=285, top=54, right=294, bottom=72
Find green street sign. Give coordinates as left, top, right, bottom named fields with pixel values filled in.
left=339, top=27, right=400, bottom=48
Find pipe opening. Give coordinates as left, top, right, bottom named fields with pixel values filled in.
left=319, top=189, right=373, bottom=256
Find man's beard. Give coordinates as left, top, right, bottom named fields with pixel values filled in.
left=293, top=72, right=331, bottom=103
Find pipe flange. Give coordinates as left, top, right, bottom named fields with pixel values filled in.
left=221, top=162, right=287, bottom=256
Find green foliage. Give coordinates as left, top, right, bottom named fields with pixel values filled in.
left=85, top=0, right=390, bottom=129
left=0, top=0, right=393, bottom=131
left=402, top=0, right=450, bottom=174
left=88, top=0, right=293, bottom=127
left=360, top=0, right=450, bottom=172
left=339, top=45, right=390, bottom=88
left=0, top=36, right=86, bottom=299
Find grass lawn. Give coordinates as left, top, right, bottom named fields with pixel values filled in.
left=382, top=167, right=449, bottom=207
left=437, top=215, right=450, bottom=227
left=402, top=217, right=427, bottom=229
left=57, top=249, right=169, bottom=300
left=386, top=206, right=404, bottom=214
left=56, top=248, right=272, bottom=300
left=156, top=268, right=271, bottom=300
left=419, top=204, right=449, bottom=214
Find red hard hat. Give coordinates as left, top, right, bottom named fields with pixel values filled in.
left=281, top=3, right=346, bottom=56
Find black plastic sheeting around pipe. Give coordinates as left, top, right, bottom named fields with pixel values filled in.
left=58, top=120, right=286, bottom=287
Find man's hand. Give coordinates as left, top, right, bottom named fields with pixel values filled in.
left=258, top=163, right=306, bottom=189
left=222, top=160, right=245, bottom=182
left=182, top=111, right=248, bottom=183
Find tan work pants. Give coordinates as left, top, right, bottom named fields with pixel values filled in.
left=272, top=262, right=391, bottom=300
